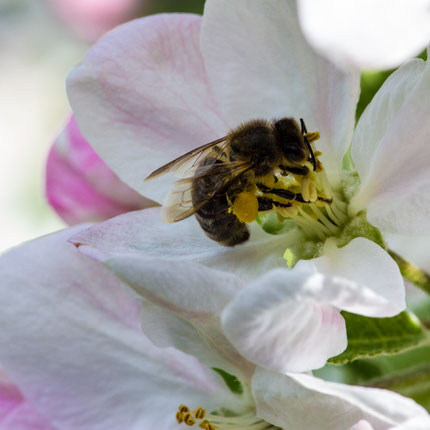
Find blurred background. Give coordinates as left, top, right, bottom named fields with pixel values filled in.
left=0, top=0, right=396, bottom=253
left=0, top=0, right=205, bottom=253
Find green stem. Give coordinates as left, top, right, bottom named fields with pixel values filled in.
left=389, top=250, right=430, bottom=295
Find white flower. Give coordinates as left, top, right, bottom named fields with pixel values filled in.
left=63, top=0, right=430, bottom=371
left=297, top=0, right=430, bottom=70
left=0, top=226, right=427, bottom=430
left=70, top=213, right=404, bottom=372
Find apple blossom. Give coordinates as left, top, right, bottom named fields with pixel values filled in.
left=297, top=0, right=430, bottom=70
left=70, top=210, right=405, bottom=373
left=63, top=0, right=430, bottom=371
left=0, top=227, right=427, bottom=430
left=0, top=227, right=245, bottom=430
left=46, top=115, right=155, bottom=224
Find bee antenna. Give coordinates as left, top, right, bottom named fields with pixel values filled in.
left=300, top=118, right=316, bottom=171
left=299, top=118, right=308, bottom=134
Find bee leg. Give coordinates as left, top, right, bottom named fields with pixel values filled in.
left=256, top=183, right=296, bottom=200
left=272, top=201, right=293, bottom=208
left=257, top=197, right=294, bottom=211
left=257, top=197, right=274, bottom=211
left=294, top=194, right=332, bottom=204
left=279, top=165, right=309, bottom=176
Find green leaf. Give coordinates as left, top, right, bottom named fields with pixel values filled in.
left=329, top=311, right=426, bottom=365
left=212, top=368, right=243, bottom=394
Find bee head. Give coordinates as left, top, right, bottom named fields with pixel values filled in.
left=274, top=117, right=308, bottom=164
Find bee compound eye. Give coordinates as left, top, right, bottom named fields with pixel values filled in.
left=283, top=143, right=306, bottom=163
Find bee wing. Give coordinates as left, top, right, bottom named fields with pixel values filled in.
left=161, top=160, right=253, bottom=223
left=145, top=136, right=228, bottom=181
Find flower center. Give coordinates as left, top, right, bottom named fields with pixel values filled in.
left=232, top=129, right=348, bottom=241
left=175, top=404, right=279, bottom=430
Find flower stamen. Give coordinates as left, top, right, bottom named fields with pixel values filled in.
left=175, top=404, right=279, bottom=430
left=251, top=130, right=350, bottom=240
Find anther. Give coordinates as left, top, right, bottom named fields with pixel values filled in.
left=308, top=183, right=317, bottom=202
left=183, top=413, right=196, bottom=426
left=176, top=412, right=184, bottom=424
left=193, top=407, right=206, bottom=420
left=199, top=421, right=216, bottom=430
left=305, top=131, right=320, bottom=143
left=179, top=405, right=190, bottom=413
left=301, top=177, right=311, bottom=202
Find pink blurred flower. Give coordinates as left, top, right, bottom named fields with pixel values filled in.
left=0, top=373, right=56, bottom=430
left=46, top=115, right=155, bottom=225
left=47, top=0, right=141, bottom=41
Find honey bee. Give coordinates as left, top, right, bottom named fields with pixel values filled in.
left=145, top=117, right=319, bottom=246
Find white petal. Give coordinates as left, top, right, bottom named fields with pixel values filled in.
left=298, top=0, right=430, bottom=70
left=201, top=0, right=360, bottom=182
left=67, top=14, right=227, bottom=203
left=350, top=421, right=374, bottom=430
left=70, top=207, right=289, bottom=282
left=140, top=300, right=245, bottom=377
left=351, top=55, right=430, bottom=234
left=252, top=369, right=428, bottom=430
left=313, top=238, right=405, bottom=317
left=0, top=227, right=235, bottom=430
left=99, top=253, right=254, bottom=379
left=222, top=263, right=347, bottom=373
left=391, top=416, right=430, bottom=430
left=222, top=238, right=405, bottom=373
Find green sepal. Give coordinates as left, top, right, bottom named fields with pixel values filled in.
left=337, top=211, right=385, bottom=249
left=283, top=239, right=322, bottom=269
left=329, top=311, right=426, bottom=365
left=256, top=211, right=295, bottom=235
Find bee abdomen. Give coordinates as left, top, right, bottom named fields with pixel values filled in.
left=192, top=158, right=249, bottom=247
left=196, top=201, right=250, bottom=246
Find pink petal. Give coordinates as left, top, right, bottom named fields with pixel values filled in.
left=351, top=55, right=430, bottom=234
left=221, top=264, right=347, bottom=373
left=69, top=207, right=288, bottom=282
left=201, top=0, right=360, bottom=184
left=46, top=115, right=154, bottom=225
left=0, top=374, right=56, bottom=430
left=0, top=226, right=234, bottom=430
left=67, top=14, right=227, bottom=202
left=253, top=369, right=428, bottom=430
left=47, top=0, right=140, bottom=41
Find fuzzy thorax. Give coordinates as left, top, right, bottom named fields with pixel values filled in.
left=231, top=130, right=348, bottom=241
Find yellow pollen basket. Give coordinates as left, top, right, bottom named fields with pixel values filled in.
left=232, top=191, right=258, bottom=223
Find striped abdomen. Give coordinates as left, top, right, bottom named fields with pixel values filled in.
left=191, top=157, right=249, bottom=246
